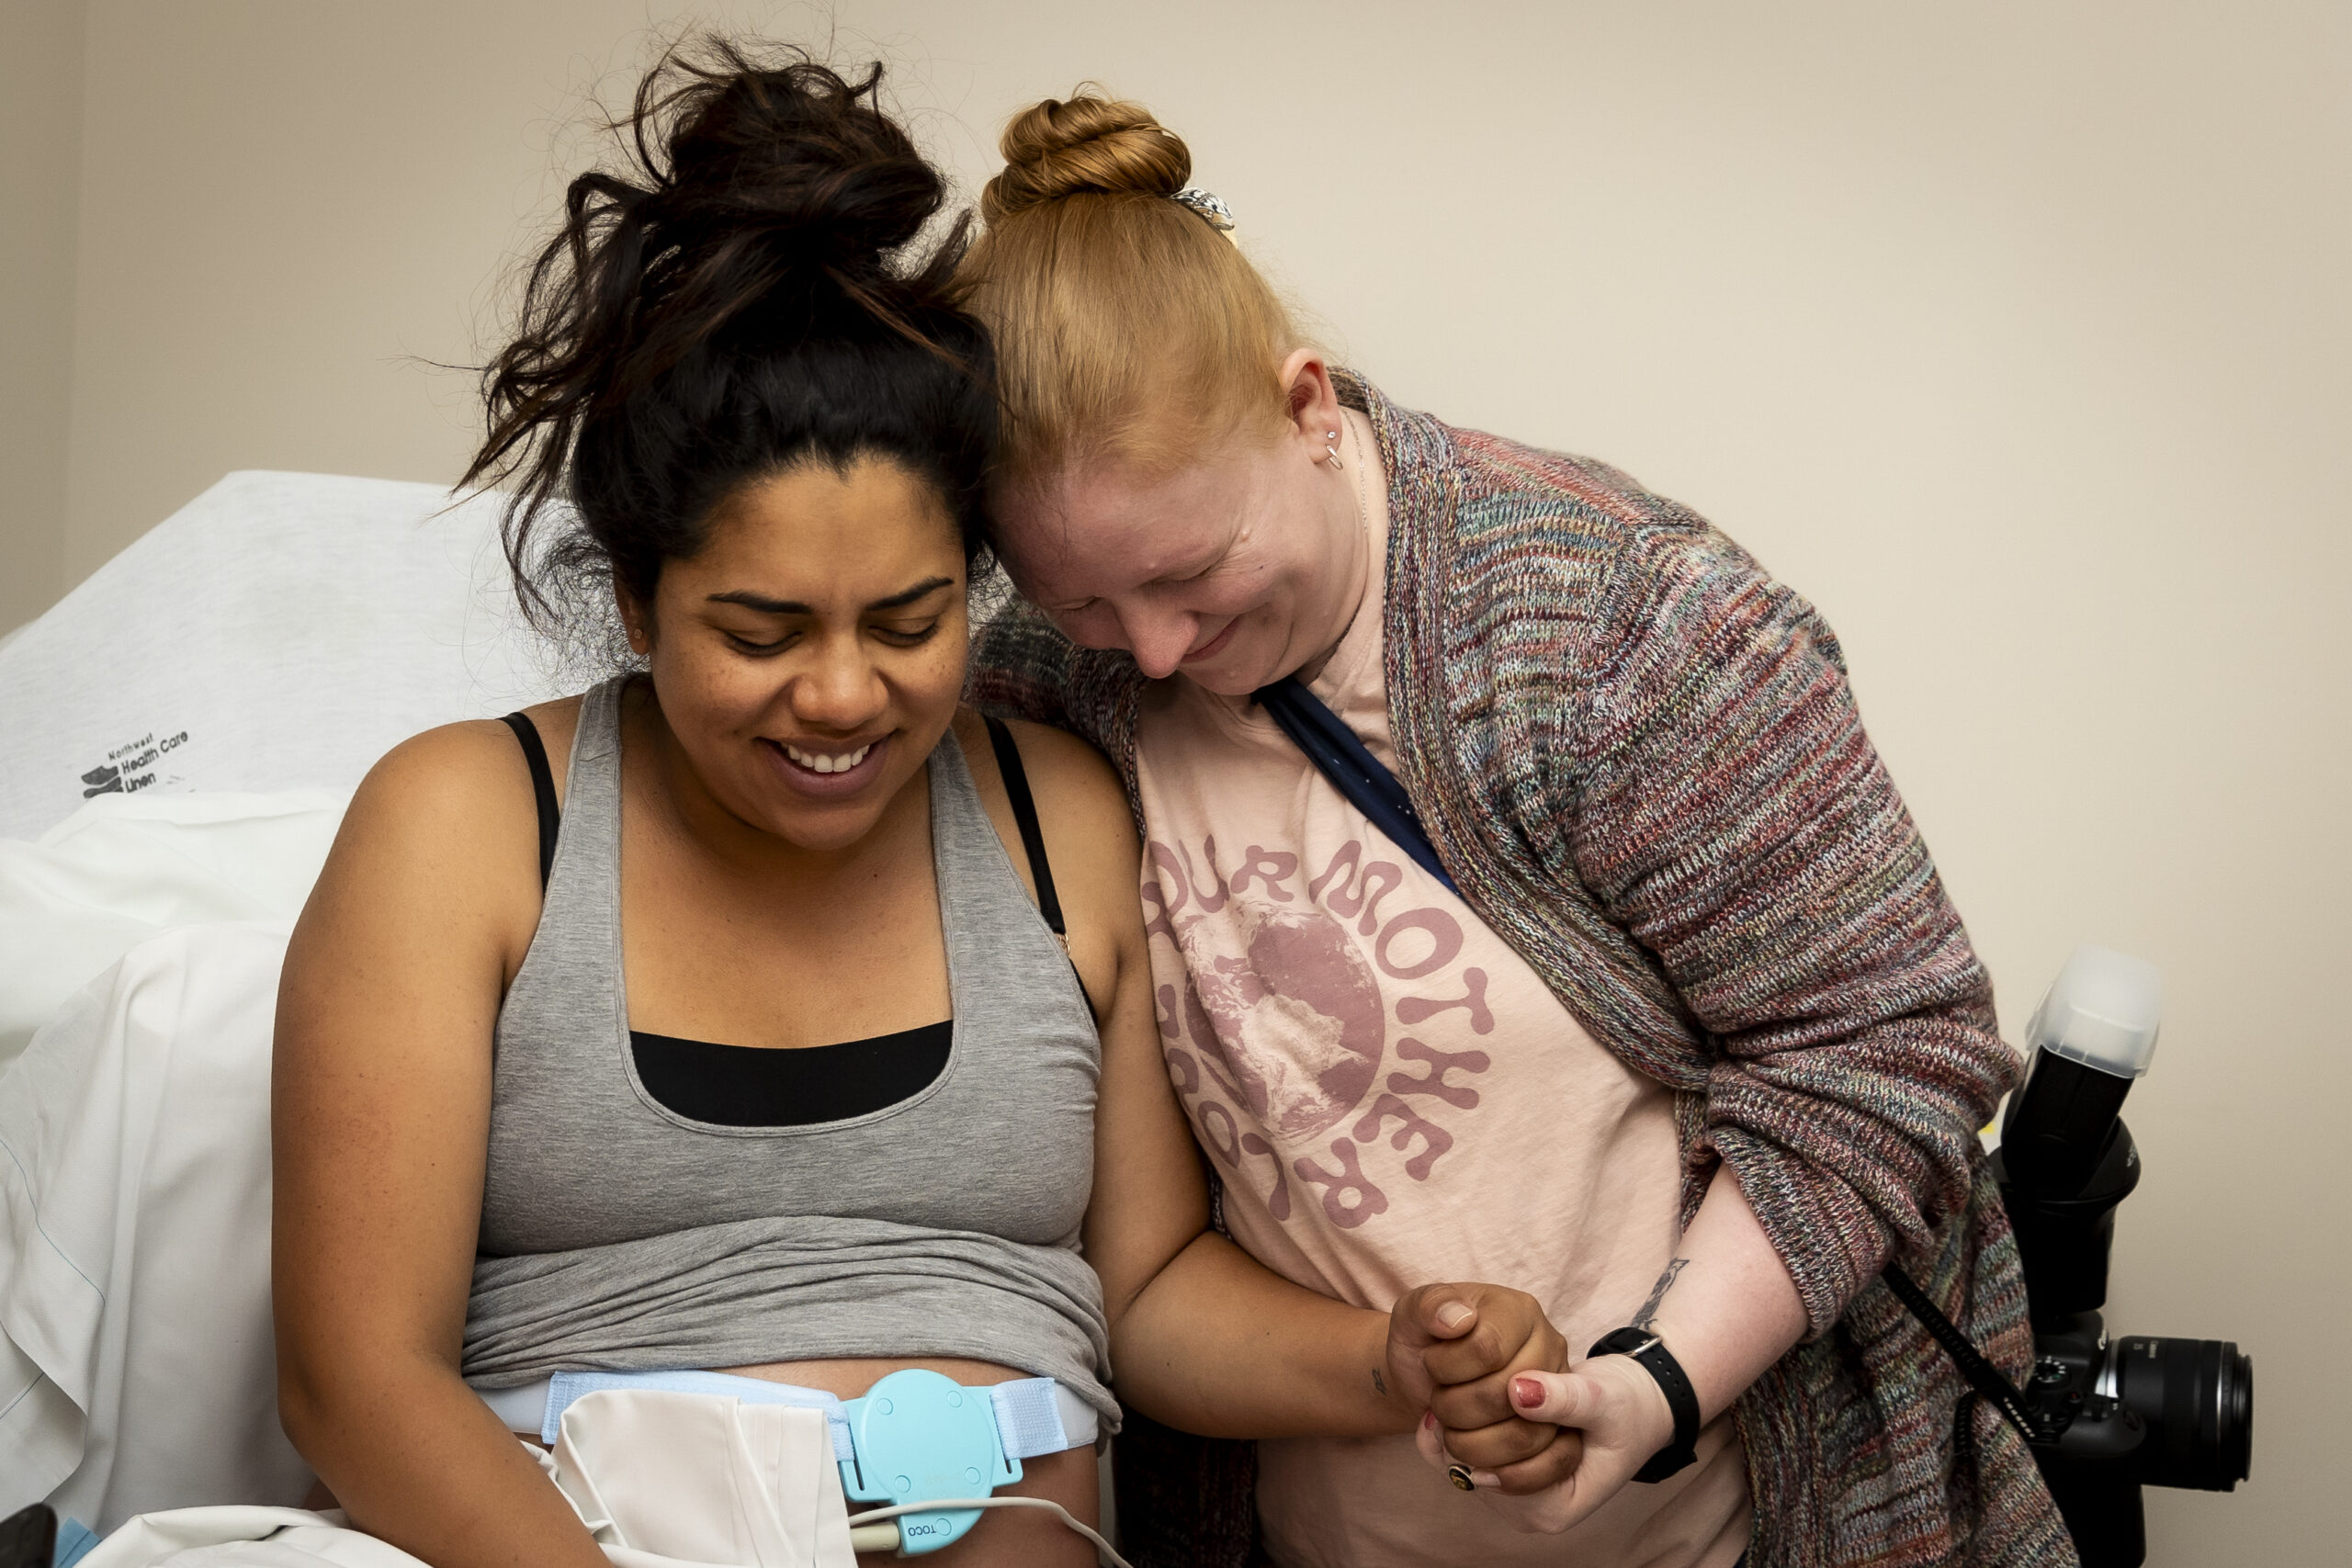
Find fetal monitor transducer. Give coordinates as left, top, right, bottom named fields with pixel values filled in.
left=834, top=1369, right=1131, bottom=1562
left=503, top=1366, right=1134, bottom=1563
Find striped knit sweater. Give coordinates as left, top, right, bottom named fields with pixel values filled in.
left=969, top=374, right=2078, bottom=1568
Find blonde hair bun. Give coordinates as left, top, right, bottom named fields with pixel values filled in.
left=983, top=92, right=1191, bottom=223
left=962, top=88, right=1298, bottom=484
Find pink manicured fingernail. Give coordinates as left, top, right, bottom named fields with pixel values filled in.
left=1471, top=1470, right=1502, bottom=1488
left=1436, top=1303, right=1474, bottom=1330
left=1420, top=1411, right=1437, bottom=1432
left=1511, top=1376, right=1544, bottom=1408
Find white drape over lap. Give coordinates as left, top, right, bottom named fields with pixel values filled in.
left=0, top=792, right=345, bottom=1072
left=0, top=922, right=312, bottom=1529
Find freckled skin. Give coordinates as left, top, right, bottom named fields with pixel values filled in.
left=989, top=356, right=1381, bottom=694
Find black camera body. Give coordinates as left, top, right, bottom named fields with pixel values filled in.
left=1995, top=996, right=2254, bottom=1568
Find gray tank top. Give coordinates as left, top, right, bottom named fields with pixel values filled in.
left=462, top=678, right=1114, bottom=1428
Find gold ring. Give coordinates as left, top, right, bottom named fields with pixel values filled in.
left=1446, top=1462, right=1476, bottom=1492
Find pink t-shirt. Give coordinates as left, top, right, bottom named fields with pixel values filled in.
left=1131, top=514, right=1750, bottom=1568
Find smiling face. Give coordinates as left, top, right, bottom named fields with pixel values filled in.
left=989, top=357, right=1369, bottom=696
left=621, top=456, right=967, bottom=853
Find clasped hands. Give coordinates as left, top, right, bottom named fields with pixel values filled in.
left=1384, top=1283, right=1679, bottom=1535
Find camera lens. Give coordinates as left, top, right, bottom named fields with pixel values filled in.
left=2109, top=1336, right=2253, bottom=1491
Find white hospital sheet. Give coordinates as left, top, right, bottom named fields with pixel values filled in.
left=69, top=1510, right=385, bottom=1568
left=0, top=921, right=312, bottom=1529
left=0, top=469, right=566, bottom=842
left=0, top=791, right=345, bottom=1070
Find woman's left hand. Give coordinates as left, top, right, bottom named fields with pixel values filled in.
left=1415, top=1354, right=1677, bottom=1533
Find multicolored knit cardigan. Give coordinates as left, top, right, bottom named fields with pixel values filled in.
left=969, top=373, right=2078, bottom=1568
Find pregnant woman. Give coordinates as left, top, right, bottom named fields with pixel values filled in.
left=76, top=44, right=1455, bottom=1568
left=962, top=95, right=2074, bottom=1568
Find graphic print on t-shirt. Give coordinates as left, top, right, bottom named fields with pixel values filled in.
left=1121, top=444, right=1746, bottom=1566
left=1145, top=830, right=1495, bottom=1232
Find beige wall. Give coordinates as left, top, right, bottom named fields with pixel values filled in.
left=15, top=2, right=2350, bottom=1561
left=0, top=0, right=83, bottom=632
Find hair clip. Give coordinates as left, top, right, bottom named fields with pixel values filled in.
left=1169, top=187, right=1237, bottom=233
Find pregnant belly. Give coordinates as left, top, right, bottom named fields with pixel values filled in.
left=421, top=1355, right=1097, bottom=1566
left=728, top=1355, right=1101, bottom=1568
left=716, top=1352, right=1035, bottom=1402
left=492, top=1354, right=1043, bottom=1446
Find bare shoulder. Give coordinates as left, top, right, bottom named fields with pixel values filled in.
left=952, top=710, right=1142, bottom=1008
left=955, top=710, right=1135, bottom=859
left=991, top=714, right=1131, bottom=829
left=344, top=694, right=582, bottom=842
left=348, top=719, right=529, bottom=846
left=297, top=698, right=582, bottom=976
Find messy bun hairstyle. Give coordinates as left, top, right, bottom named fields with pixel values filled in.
left=961, top=92, right=1300, bottom=488
left=978, top=95, right=1192, bottom=222
left=464, top=40, right=993, bottom=645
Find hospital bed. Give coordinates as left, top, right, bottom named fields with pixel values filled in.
left=0, top=472, right=566, bottom=1527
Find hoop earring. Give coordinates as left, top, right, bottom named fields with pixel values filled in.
left=1325, top=430, right=1344, bottom=471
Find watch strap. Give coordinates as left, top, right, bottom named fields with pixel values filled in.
left=1587, top=1326, right=1702, bottom=1483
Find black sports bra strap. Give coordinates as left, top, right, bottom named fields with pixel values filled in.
left=982, top=716, right=1066, bottom=940
left=499, top=712, right=560, bottom=889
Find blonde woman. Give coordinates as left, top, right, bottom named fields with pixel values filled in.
left=963, top=96, right=2071, bottom=1568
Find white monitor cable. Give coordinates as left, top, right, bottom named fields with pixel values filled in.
left=845, top=1496, right=1135, bottom=1567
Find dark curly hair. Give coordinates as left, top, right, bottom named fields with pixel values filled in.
left=462, top=39, right=994, bottom=647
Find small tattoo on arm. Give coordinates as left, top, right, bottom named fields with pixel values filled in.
left=1371, top=1368, right=1388, bottom=1396
left=1633, top=1258, right=1689, bottom=1331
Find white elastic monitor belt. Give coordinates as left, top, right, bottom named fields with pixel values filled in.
left=475, top=1368, right=1096, bottom=1459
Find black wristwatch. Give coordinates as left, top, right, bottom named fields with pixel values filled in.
left=1587, top=1327, right=1702, bottom=1483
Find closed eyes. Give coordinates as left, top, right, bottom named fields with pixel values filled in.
left=723, top=620, right=942, bottom=655
left=1045, top=553, right=1223, bottom=616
